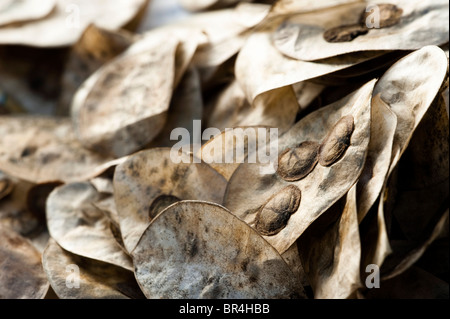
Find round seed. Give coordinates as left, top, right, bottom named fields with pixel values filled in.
left=255, top=185, right=301, bottom=236
left=277, top=141, right=320, bottom=182
left=359, top=4, right=403, bottom=29
left=319, top=115, right=355, bottom=167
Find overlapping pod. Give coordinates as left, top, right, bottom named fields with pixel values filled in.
left=132, top=201, right=307, bottom=299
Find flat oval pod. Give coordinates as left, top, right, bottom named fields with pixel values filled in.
left=0, top=0, right=149, bottom=46
left=235, top=16, right=382, bottom=105
left=0, top=225, right=49, bottom=299
left=373, top=46, right=449, bottom=173
left=224, top=80, right=375, bottom=254
left=71, top=35, right=179, bottom=158
left=277, top=141, right=320, bottom=181
left=254, top=185, right=302, bottom=236
left=43, top=239, right=145, bottom=299
left=113, top=148, right=227, bottom=253
left=0, top=116, right=125, bottom=184
left=318, top=115, right=355, bottom=167
left=46, top=182, right=133, bottom=271
left=132, top=201, right=306, bottom=299
left=273, top=0, right=449, bottom=61
left=0, top=0, right=55, bottom=27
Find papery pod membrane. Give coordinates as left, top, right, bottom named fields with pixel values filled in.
left=46, top=182, right=133, bottom=271
left=0, top=0, right=149, bottom=46
left=235, top=16, right=382, bottom=105
left=71, top=35, right=180, bottom=158
left=273, top=0, right=449, bottom=61
left=132, top=200, right=307, bottom=299
left=0, top=116, right=123, bottom=183
left=298, top=185, right=362, bottom=299
left=42, top=239, right=145, bottom=299
left=0, top=0, right=55, bottom=27
left=224, top=79, right=375, bottom=254
left=0, top=225, right=49, bottom=299
left=113, top=148, right=227, bottom=253
left=271, top=0, right=361, bottom=15
left=59, top=24, right=134, bottom=115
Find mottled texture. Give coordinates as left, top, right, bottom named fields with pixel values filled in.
left=133, top=201, right=307, bottom=299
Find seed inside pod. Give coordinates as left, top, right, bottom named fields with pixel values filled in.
left=319, top=115, right=355, bottom=167
left=255, top=185, right=301, bottom=236
left=148, top=194, right=180, bottom=220
left=323, top=24, right=369, bottom=43
left=277, top=141, right=320, bottom=182
left=359, top=4, right=403, bottom=29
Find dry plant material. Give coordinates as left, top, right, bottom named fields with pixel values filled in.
left=0, top=0, right=55, bottom=27
left=254, top=185, right=302, bottom=236
left=71, top=36, right=179, bottom=157
left=43, top=239, right=145, bottom=299
left=277, top=141, right=320, bottom=182
left=132, top=201, right=307, bottom=299
left=318, top=115, right=355, bottom=167
left=0, top=0, right=149, bottom=46
left=0, top=170, right=14, bottom=200
left=273, top=0, right=449, bottom=61
left=0, top=225, right=49, bottom=299
left=224, top=80, right=375, bottom=254
left=46, top=182, right=133, bottom=271
left=0, top=116, right=123, bottom=183
left=113, top=148, right=227, bottom=253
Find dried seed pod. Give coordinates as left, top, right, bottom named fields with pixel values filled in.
left=42, top=239, right=145, bottom=299
left=319, top=115, right=355, bottom=167
left=148, top=194, right=180, bottom=220
left=132, top=201, right=306, bottom=299
left=255, top=185, right=302, bottom=236
left=0, top=171, right=14, bottom=200
left=0, top=0, right=55, bottom=27
left=0, top=225, right=49, bottom=299
left=273, top=0, right=449, bottom=61
left=359, top=4, right=403, bottom=29
left=277, top=141, right=320, bottom=182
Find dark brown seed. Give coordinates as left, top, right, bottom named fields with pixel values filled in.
left=277, top=141, right=320, bottom=182
left=359, top=4, right=403, bottom=29
left=148, top=194, right=180, bottom=220
left=323, top=24, right=369, bottom=43
left=255, top=185, right=301, bottom=236
left=319, top=115, right=355, bottom=167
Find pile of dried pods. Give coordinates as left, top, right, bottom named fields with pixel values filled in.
left=0, top=0, right=449, bottom=299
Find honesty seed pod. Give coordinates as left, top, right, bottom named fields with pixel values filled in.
left=254, top=185, right=302, bottom=236
left=277, top=141, right=320, bottom=182
left=319, top=115, right=355, bottom=167
left=359, top=3, right=403, bottom=29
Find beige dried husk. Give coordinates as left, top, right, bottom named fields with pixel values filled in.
left=273, top=0, right=449, bottom=61
left=298, top=185, right=362, bottom=299
left=0, top=0, right=55, bottom=27
left=42, top=238, right=145, bottom=299
left=132, top=200, right=307, bottom=299
left=224, top=79, right=375, bottom=254
left=113, top=148, right=227, bottom=253
left=0, top=116, right=125, bottom=183
left=59, top=24, right=134, bottom=115
left=0, top=225, right=49, bottom=299
left=0, top=170, right=14, bottom=200
left=0, top=0, right=149, bottom=46
left=46, top=182, right=133, bottom=271
left=359, top=46, right=448, bottom=277
left=235, top=15, right=382, bottom=105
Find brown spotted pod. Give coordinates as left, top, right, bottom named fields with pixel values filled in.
left=277, top=141, right=320, bottom=182
left=255, top=185, right=301, bottom=236
left=319, top=115, right=355, bottom=167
